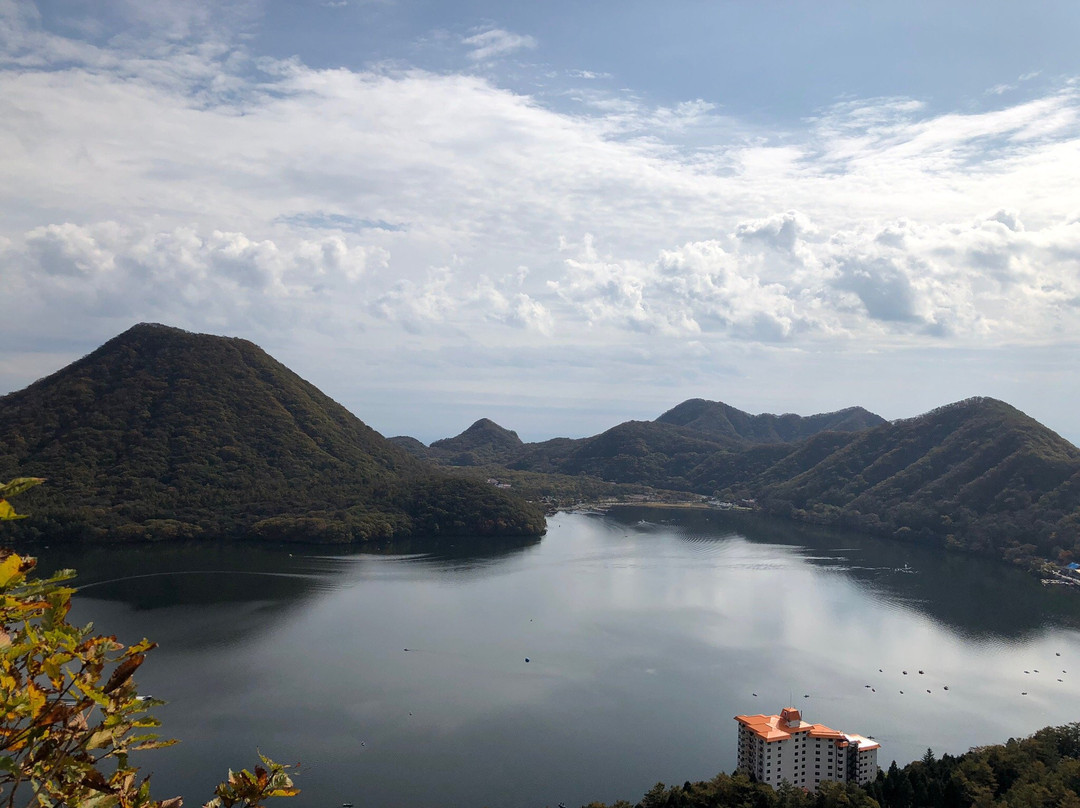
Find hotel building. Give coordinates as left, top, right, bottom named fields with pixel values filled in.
left=734, top=707, right=880, bottom=789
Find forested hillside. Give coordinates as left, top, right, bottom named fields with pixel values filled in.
left=0, top=324, right=545, bottom=543
left=401, top=400, right=887, bottom=489
left=725, top=398, right=1080, bottom=565
left=403, top=397, right=1080, bottom=567
left=654, top=398, right=886, bottom=442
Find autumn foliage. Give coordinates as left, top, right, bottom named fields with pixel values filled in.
left=0, top=478, right=298, bottom=808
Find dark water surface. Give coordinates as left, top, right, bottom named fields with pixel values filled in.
left=34, top=509, right=1080, bottom=808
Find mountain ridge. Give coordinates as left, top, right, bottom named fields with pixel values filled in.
left=654, top=398, right=887, bottom=442
left=396, top=399, right=887, bottom=471
left=5, top=325, right=1078, bottom=567
left=0, top=323, right=545, bottom=543
left=400, top=396, right=1080, bottom=567
left=723, top=396, right=1080, bottom=562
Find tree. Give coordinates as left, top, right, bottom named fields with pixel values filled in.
left=0, top=478, right=298, bottom=808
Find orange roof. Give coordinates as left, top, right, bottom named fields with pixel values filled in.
left=808, top=724, right=845, bottom=740
left=734, top=709, right=863, bottom=745
left=780, top=707, right=802, bottom=723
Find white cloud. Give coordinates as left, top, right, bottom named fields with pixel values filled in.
left=5, top=33, right=1080, bottom=354
left=542, top=209, right=1080, bottom=346
left=5, top=7, right=1080, bottom=437
left=462, top=27, right=537, bottom=62
left=4, top=222, right=389, bottom=336
left=566, top=69, right=612, bottom=80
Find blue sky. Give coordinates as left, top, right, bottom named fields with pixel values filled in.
left=4, top=0, right=1080, bottom=444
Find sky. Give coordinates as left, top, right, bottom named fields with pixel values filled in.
left=3, top=1, right=1080, bottom=444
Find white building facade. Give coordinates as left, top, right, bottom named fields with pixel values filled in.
left=734, top=707, right=879, bottom=790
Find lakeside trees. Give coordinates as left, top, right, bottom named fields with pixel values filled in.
left=584, top=723, right=1080, bottom=808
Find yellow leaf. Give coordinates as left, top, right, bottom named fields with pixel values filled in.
left=81, top=794, right=119, bottom=808
left=87, top=729, right=114, bottom=749
left=25, top=681, right=46, bottom=717
left=0, top=478, right=44, bottom=498
left=0, top=500, right=26, bottom=522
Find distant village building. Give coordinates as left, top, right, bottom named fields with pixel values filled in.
left=734, top=707, right=879, bottom=790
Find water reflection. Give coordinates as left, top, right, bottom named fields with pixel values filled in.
left=605, top=506, right=1080, bottom=640
left=11, top=512, right=1080, bottom=808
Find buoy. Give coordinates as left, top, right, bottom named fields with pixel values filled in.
left=943, top=686, right=949, bottom=691
left=525, top=658, right=530, bottom=663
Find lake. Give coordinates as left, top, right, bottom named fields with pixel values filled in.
left=34, top=508, right=1080, bottom=808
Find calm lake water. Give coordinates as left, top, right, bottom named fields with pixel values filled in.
left=33, top=509, right=1080, bottom=808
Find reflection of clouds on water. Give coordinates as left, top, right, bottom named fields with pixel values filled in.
left=28, top=511, right=1080, bottom=808
left=615, top=506, right=1080, bottom=641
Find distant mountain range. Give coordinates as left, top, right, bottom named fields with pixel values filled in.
left=399, top=398, right=1080, bottom=567
left=0, top=324, right=545, bottom=543
left=395, top=399, right=888, bottom=488
left=654, top=398, right=886, bottom=442
left=3, top=323, right=1078, bottom=567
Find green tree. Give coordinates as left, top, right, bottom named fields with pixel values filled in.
left=0, top=478, right=298, bottom=808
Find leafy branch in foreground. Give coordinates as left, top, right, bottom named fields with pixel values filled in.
left=0, top=479, right=298, bottom=808
left=0, top=479, right=44, bottom=522
left=204, top=756, right=300, bottom=808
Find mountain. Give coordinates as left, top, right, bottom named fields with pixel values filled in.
left=0, top=324, right=545, bottom=543
left=509, top=420, right=731, bottom=488
left=720, top=398, right=1080, bottom=563
left=502, top=401, right=886, bottom=490
left=655, top=399, right=886, bottom=442
left=405, top=400, right=886, bottom=485
left=412, top=396, right=1080, bottom=566
left=388, top=435, right=429, bottom=457
left=428, top=418, right=524, bottom=465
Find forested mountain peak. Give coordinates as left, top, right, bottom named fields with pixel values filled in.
left=655, top=398, right=886, bottom=443
left=433, top=418, right=523, bottom=450
left=0, top=324, right=545, bottom=542
left=719, top=397, right=1080, bottom=564
left=426, top=417, right=524, bottom=466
